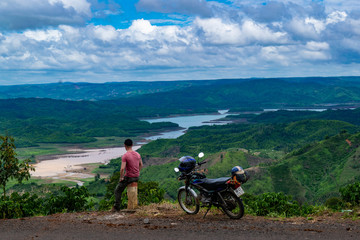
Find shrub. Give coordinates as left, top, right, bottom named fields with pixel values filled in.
left=243, top=192, right=315, bottom=217
left=340, top=181, right=360, bottom=206
left=42, top=186, right=91, bottom=215
left=325, top=197, right=344, bottom=211
left=0, top=192, right=43, bottom=219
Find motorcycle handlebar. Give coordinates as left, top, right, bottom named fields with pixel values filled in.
left=197, top=161, right=207, bottom=166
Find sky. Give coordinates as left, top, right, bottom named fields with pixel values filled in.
left=1, top=0, right=360, bottom=85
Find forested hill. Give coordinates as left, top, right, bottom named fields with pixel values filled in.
left=107, top=77, right=360, bottom=110
left=0, top=98, right=179, bottom=147
left=0, top=81, right=216, bottom=101
left=250, top=108, right=360, bottom=125
left=1, top=77, right=360, bottom=107
left=138, top=119, right=360, bottom=202
left=138, top=119, right=360, bottom=157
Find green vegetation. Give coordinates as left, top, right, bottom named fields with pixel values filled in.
left=108, top=78, right=360, bottom=111
left=340, top=181, right=360, bottom=206
left=139, top=119, right=359, bottom=157
left=242, top=192, right=315, bottom=217
left=0, top=98, right=179, bottom=147
left=2, top=77, right=360, bottom=219
left=98, top=170, right=166, bottom=210
left=0, top=80, right=214, bottom=101
left=0, top=135, right=34, bottom=197
left=251, top=108, right=360, bottom=125
left=137, top=118, right=360, bottom=204
left=267, top=131, right=360, bottom=203
left=0, top=186, right=92, bottom=219
left=1, top=177, right=166, bottom=219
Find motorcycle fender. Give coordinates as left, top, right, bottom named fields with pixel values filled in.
left=178, top=186, right=200, bottom=204
left=227, top=188, right=242, bottom=200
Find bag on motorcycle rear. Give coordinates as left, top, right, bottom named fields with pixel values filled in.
left=231, top=166, right=249, bottom=183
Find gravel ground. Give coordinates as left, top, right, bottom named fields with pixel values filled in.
left=1, top=205, right=360, bottom=240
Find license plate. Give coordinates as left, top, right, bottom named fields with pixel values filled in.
left=234, top=187, right=245, bottom=197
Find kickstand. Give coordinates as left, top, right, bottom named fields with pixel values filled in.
left=203, top=207, right=211, bottom=219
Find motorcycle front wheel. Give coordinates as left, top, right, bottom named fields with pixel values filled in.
left=220, top=191, right=244, bottom=219
left=178, top=188, right=200, bottom=215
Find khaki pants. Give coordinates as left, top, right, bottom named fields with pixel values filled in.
left=113, top=176, right=139, bottom=210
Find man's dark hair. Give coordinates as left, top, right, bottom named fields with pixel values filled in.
left=124, top=139, right=133, bottom=147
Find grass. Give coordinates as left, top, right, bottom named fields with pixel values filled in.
left=15, top=137, right=129, bottom=161
left=252, top=149, right=286, bottom=160
left=16, top=143, right=71, bottom=160
left=4, top=177, right=78, bottom=196
left=80, top=137, right=126, bottom=148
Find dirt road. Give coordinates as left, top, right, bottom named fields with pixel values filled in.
left=1, top=204, right=359, bottom=240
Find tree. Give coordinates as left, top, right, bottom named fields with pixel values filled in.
left=0, top=135, right=34, bottom=197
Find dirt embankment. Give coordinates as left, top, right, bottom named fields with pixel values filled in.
left=1, top=203, right=359, bottom=240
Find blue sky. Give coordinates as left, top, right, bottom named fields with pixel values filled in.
left=1, top=0, right=360, bottom=85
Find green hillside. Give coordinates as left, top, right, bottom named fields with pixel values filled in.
left=0, top=98, right=179, bottom=147
left=109, top=78, right=360, bottom=111
left=268, top=131, right=360, bottom=203
left=138, top=119, right=360, bottom=202
left=252, top=108, right=360, bottom=125
left=0, top=81, right=214, bottom=101
left=139, top=119, right=360, bottom=158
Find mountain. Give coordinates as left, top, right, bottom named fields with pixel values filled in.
left=107, top=77, right=360, bottom=111
left=0, top=98, right=179, bottom=147
left=1, top=77, right=360, bottom=109
left=138, top=119, right=360, bottom=157
left=267, top=131, right=360, bottom=203
left=138, top=119, right=360, bottom=202
left=251, top=108, right=360, bottom=125
left=0, top=81, right=215, bottom=101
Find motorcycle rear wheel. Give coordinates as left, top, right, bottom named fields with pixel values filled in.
left=178, top=188, right=200, bottom=215
left=220, top=191, right=244, bottom=219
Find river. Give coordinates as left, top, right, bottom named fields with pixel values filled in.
left=32, top=146, right=139, bottom=185
left=32, top=111, right=231, bottom=183
left=143, top=110, right=230, bottom=140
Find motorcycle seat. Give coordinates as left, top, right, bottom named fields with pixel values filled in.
left=199, top=177, right=231, bottom=191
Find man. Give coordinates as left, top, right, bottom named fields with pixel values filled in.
left=112, top=138, right=143, bottom=211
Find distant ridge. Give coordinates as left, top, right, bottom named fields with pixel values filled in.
left=1, top=76, right=360, bottom=101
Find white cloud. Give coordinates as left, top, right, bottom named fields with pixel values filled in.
left=326, top=11, right=347, bottom=24
left=305, top=18, right=326, bottom=33
left=242, top=20, right=288, bottom=44
left=194, top=18, right=243, bottom=45
left=1, top=0, right=360, bottom=84
left=129, top=19, right=156, bottom=35
left=287, top=17, right=321, bottom=39
left=92, top=25, right=118, bottom=42
left=305, top=41, right=329, bottom=51
left=260, top=46, right=290, bottom=65
left=194, top=18, right=288, bottom=45
left=24, top=29, right=62, bottom=42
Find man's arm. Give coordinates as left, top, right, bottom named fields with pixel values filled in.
left=139, top=158, right=143, bottom=171
left=120, top=161, right=126, bottom=181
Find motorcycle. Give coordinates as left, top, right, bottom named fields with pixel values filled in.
left=174, top=152, right=248, bottom=219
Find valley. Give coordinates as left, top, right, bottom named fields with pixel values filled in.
left=2, top=77, right=360, bottom=218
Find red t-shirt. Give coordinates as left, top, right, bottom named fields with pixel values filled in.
left=122, top=151, right=141, bottom=177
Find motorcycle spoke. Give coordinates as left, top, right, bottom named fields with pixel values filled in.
left=178, top=189, right=199, bottom=215
left=221, top=191, right=244, bottom=219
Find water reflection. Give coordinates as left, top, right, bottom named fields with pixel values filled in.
left=144, top=110, right=231, bottom=140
